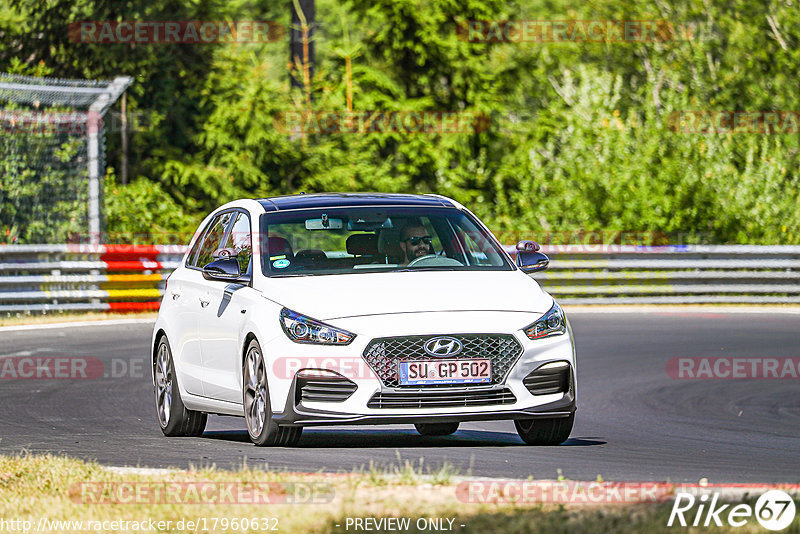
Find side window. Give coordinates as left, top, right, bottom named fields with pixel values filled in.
left=186, top=222, right=211, bottom=268
left=419, top=218, right=443, bottom=255
left=462, top=231, right=491, bottom=265
left=220, top=211, right=252, bottom=273
left=450, top=217, right=503, bottom=267
left=194, top=212, right=235, bottom=268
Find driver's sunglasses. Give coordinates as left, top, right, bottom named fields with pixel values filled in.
left=404, top=236, right=432, bottom=246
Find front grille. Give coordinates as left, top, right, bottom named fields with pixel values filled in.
left=523, top=364, right=571, bottom=395
left=362, top=334, right=523, bottom=388
left=367, top=387, right=516, bottom=409
left=296, top=377, right=357, bottom=403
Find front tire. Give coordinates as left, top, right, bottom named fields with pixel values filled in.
left=154, top=336, right=207, bottom=437
left=415, top=422, right=459, bottom=436
left=514, top=414, right=574, bottom=445
left=243, top=339, right=302, bottom=447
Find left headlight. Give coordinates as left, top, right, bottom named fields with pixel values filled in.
left=524, top=301, right=566, bottom=340
left=279, top=308, right=356, bottom=345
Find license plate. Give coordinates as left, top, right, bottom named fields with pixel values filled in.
left=398, top=359, right=492, bottom=385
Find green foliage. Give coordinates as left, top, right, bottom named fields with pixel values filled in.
left=103, top=173, right=196, bottom=244
left=2, top=0, right=800, bottom=243
left=0, top=126, right=86, bottom=243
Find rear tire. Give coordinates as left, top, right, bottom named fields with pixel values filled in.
left=154, top=336, right=207, bottom=437
left=414, top=422, right=459, bottom=436
left=243, top=339, right=302, bottom=447
left=514, top=414, right=574, bottom=445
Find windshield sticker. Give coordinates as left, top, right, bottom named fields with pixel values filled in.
left=272, top=259, right=291, bottom=269
left=269, top=254, right=287, bottom=261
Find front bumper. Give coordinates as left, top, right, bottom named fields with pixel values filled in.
left=262, top=310, right=578, bottom=427
left=270, top=343, right=576, bottom=427
left=273, top=386, right=575, bottom=426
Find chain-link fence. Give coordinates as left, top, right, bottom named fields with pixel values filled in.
left=0, top=74, right=131, bottom=245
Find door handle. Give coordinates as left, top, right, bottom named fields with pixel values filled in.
left=199, top=297, right=210, bottom=308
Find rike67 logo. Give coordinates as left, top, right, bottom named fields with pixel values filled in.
left=668, top=490, right=796, bottom=530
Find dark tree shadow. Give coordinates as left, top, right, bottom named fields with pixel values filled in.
left=202, top=428, right=606, bottom=448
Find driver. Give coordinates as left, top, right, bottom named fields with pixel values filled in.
left=398, top=223, right=434, bottom=265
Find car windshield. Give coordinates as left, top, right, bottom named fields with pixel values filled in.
left=259, top=207, right=513, bottom=276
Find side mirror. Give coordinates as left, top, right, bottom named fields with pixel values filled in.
left=212, top=247, right=237, bottom=259
left=202, top=257, right=242, bottom=281
left=515, top=241, right=549, bottom=273
left=516, top=240, right=540, bottom=252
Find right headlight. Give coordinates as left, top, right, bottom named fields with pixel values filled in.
left=523, top=301, right=566, bottom=340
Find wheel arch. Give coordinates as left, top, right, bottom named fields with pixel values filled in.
left=240, top=330, right=286, bottom=412
left=242, top=331, right=259, bottom=368
left=152, top=328, right=168, bottom=385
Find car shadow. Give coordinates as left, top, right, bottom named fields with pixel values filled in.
left=202, top=429, right=606, bottom=448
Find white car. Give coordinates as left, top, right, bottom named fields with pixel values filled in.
left=151, top=193, right=576, bottom=446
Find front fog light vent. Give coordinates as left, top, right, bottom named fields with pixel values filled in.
left=296, top=371, right=357, bottom=404
left=523, top=362, right=571, bottom=396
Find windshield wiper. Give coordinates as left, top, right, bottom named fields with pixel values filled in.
left=392, top=267, right=455, bottom=273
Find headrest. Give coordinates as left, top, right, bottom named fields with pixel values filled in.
left=295, top=249, right=327, bottom=263
left=346, top=234, right=378, bottom=256
left=267, top=236, right=294, bottom=259
left=377, top=229, right=404, bottom=263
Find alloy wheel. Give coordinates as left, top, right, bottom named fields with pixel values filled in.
left=155, top=343, right=173, bottom=427
left=243, top=346, right=268, bottom=437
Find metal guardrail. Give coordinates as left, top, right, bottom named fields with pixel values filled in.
left=506, top=244, right=800, bottom=305
left=0, top=245, right=184, bottom=313
left=1, top=244, right=799, bottom=313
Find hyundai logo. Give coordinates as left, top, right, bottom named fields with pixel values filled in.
left=423, top=337, right=463, bottom=357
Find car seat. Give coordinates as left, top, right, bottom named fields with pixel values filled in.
left=377, top=228, right=404, bottom=264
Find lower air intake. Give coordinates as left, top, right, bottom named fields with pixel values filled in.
left=523, top=363, right=571, bottom=395
left=296, top=376, right=358, bottom=404
left=367, top=387, right=516, bottom=409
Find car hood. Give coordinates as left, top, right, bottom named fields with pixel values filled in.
left=261, top=270, right=553, bottom=321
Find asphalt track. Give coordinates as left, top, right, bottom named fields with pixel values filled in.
left=0, top=312, right=798, bottom=483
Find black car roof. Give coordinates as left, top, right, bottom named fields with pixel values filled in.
left=256, top=193, right=455, bottom=212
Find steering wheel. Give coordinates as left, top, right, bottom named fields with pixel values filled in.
left=406, top=254, right=464, bottom=267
